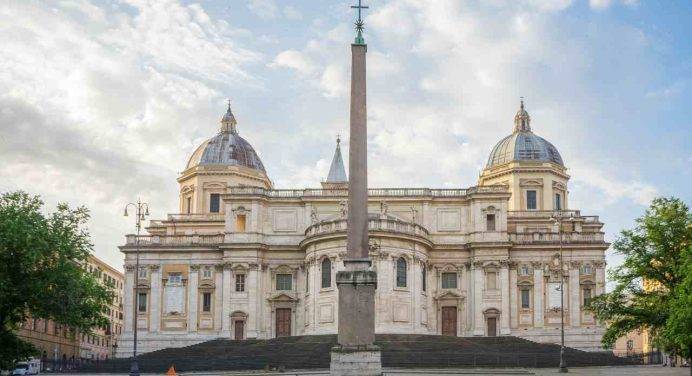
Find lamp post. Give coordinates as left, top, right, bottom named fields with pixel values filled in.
left=124, top=199, right=149, bottom=376
left=550, top=211, right=574, bottom=373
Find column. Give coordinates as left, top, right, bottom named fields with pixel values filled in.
left=214, top=265, right=224, bottom=331
left=509, top=263, right=518, bottom=329
left=247, top=264, right=259, bottom=338
left=473, top=262, right=484, bottom=335
left=569, top=262, right=581, bottom=327
left=532, top=262, right=544, bottom=327
left=500, top=261, right=510, bottom=335
left=221, top=264, right=232, bottom=334
left=149, top=265, right=161, bottom=332
left=188, top=265, right=199, bottom=332
left=595, top=261, right=606, bottom=296
left=123, top=266, right=135, bottom=333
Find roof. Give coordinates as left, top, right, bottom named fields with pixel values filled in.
left=326, top=137, right=347, bottom=182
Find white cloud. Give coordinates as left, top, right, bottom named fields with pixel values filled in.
left=645, top=81, right=685, bottom=99
left=269, top=50, right=316, bottom=75
left=247, top=0, right=279, bottom=20
left=589, top=0, right=638, bottom=10
left=571, top=163, right=658, bottom=206
left=283, top=6, right=302, bottom=20
left=320, top=64, right=348, bottom=98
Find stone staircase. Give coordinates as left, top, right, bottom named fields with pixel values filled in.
left=76, top=335, right=637, bottom=373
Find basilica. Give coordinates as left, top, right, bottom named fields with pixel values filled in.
left=115, top=94, right=608, bottom=357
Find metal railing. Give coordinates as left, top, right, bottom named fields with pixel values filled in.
left=124, top=234, right=224, bottom=246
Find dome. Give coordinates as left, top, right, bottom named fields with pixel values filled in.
left=185, top=105, right=267, bottom=173
left=486, top=101, right=564, bottom=168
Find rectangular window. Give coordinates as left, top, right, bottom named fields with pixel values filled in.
left=203, top=267, right=212, bottom=279
left=202, top=292, right=212, bottom=312
left=555, top=193, right=562, bottom=210
left=305, top=270, right=310, bottom=292
left=209, top=193, right=220, bottom=213
left=236, top=214, right=246, bottom=232
left=441, top=272, right=457, bottom=289
left=583, top=288, right=592, bottom=306
left=526, top=190, right=537, bottom=210
left=521, top=289, right=531, bottom=309
left=186, top=197, right=192, bottom=214
left=235, top=274, right=246, bottom=292
left=137, top=293, right=147, bottom=313
left=486, top=271, right=497, bottom=290
left=276, top=274, right=292, bottom=291
left=486, top=214, right=496, bottom=231
left=422, top=267, right=427, bottom=292
left=168, top=273, right=182, bottom=284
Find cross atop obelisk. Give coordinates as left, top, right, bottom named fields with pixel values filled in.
left=350, top=0, right=369, bottom=45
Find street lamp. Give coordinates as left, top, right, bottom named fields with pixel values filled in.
left=123, top=199, right=149, bottom=376
left=550, top=211, right=574, bottom=374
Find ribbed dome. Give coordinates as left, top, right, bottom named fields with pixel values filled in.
left=185, top=105, right=267, bottom=173
left=486, top=101, right=564, bottom=168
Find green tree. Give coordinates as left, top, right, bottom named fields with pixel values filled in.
left=586, top=197, right=692, bottom=358
left=0, top=191, right=113, bottom=369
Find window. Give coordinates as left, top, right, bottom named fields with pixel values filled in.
left=554, top=193, right=562, bottom=210
left=305, top=269, right=310, bottom=292
left=396, top=257, right=407, bottom=288
left=486, top=214, right=496, bottom=231
left=202, top=292, right=212, bottom=312
left=422, top=266, right=427, bottom=292
left=486, top=271, right=497, bottom=290
left=202, top=267, right=212, bottom=279
left=521, top=289, right=531, bottom=309
left=235, top=274, right=245, bottom=292
left=236, top=214, right=246, bottom=232
left=276, top=274, right=292, bottom=291
left=321, top=258, right=332, bottom=288
left=168, top=273, right=182, bottom=284
left=137, top=293, right=147, bottom=312
left=441, top=272, right=457, bottom=289
left=186, top=196, right=192, bottom=214
left=583, top=288, right=592, bottom=306
left=209, top=193, right=220, bottom=213
left=581, top=264, right=593, bottom=275
left=138, top=267, right=147, bottom=279
left=526, top=190, right=537, bottom=210
left=520, top=264, right=530, bottom=276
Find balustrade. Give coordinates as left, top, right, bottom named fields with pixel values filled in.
left=124, top=234, right=224, bottom=246
left=509, top=232, right=604, bottom=244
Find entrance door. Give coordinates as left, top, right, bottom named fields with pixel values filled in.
left=234, top=320, right=244, bottom=340
left=275, top=308, right=291, bottom=337
left=441, top=307, right=457, bottom=336
left=487, top=317, right=497, bottom=337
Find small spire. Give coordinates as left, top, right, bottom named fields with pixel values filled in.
left=513, top=98, right=531, bottom=133
left=326, top=135, right=347, bottom=183
left=351, top=0, right=369, bottom=45
left=220, top=99, right=238, bottom=134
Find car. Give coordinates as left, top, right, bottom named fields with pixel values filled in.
left=11, top=359, right=40, bottom=376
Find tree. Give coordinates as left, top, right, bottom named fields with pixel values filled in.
left=0, top=191, right=113, bottom=369
left=586, top=197, right=692, bottom=358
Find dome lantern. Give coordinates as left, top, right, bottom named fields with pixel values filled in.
left=513, top=99, right=531, bottom=132
left=220, top=100, right=238, bottom=134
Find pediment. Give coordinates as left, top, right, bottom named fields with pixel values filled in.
left=434, top=290, right=464, bottom=300
left=267, top=293, right=298, bottom=302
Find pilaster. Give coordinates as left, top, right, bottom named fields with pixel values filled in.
left=509, top=262, right=518, bottom=329
left=532, top=262, right=544, bottom=328
left=569, top=262, right=581, bottom=327
left=221, top=264, right=232, bottom=334
left=123, top=265, right=135, bottom=333
left=188, top=265, right=200, bottom=332
left=149, top=265, right=161, bottom=332
left=473, top=262, right=484, bottom=335
left=247, top=264, right=259, bottom=338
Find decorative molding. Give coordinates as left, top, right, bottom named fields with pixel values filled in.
left=593, top=260, right=606, bottom=268
left=125, top=265, right=136, bottom=272
left=214, top=263, right=225, bottom=271
left=148, top=264, right=160, bottom=271
left=499, top=260, right=509, bottom=268
left=569, top=261, right=581, bottom=269
left=189, top=264, right=201, bottom=271
left=508, top=261, right=518, bottom=269
left=531, top=261, right=543, bottom=268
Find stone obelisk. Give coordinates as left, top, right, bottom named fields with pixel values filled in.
left=330, top=2, right=381, bottom=375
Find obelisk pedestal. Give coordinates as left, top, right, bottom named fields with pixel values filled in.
left=330, top=11, right=381, bottom=375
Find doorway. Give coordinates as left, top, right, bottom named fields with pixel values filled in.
left=275, top=308, right=291, bottom=337
left=234, top=320, right=244, bottom=340
left=487, top=317, right=497, bottom=337
left=441, top=307, right=457, bottom=336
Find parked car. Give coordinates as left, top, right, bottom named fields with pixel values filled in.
left=11, top=359, right=40, bottom=376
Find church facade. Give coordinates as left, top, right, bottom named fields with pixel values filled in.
left=116, top=99, right=608, bottom=357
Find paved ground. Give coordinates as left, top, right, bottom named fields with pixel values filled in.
left=59, top=365, right=689, bottom=375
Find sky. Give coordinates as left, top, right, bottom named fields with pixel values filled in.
left=0, top=0, right=690, bottom=277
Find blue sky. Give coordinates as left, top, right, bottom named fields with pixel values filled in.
left=0, top=0, right=690, bottom=275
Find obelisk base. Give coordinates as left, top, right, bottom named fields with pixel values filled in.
left=330, top=266, right=381, bottom=375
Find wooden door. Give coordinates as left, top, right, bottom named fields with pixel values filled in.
left=441, top=307, right=457, bottom=336
left=487, top=317, right=497, bottom=337
left=275, top=308, right=291, bottom=337
left=234, top=320, right=244, bottom=340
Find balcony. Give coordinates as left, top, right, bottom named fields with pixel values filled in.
left=509, top=232, right=605, bottom=244
left=228, top=185, right=507, bottom=199
left=304, top=217, right=430, bottom=239
left=124, top=234, right=224, bottom=246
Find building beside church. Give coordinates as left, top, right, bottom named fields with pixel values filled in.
left=116, top=97, right=608, bottom=357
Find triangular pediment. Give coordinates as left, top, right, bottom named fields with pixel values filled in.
left=267, top=293, right=298, bottom=302
left=434, top=290, right=463, bottom=300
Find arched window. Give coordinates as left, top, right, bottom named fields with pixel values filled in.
left=421, top=265, right=427, bottom=292
left=321, top=258, right=331, bottom=288
left=396, top=257, right=407, bottom=288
